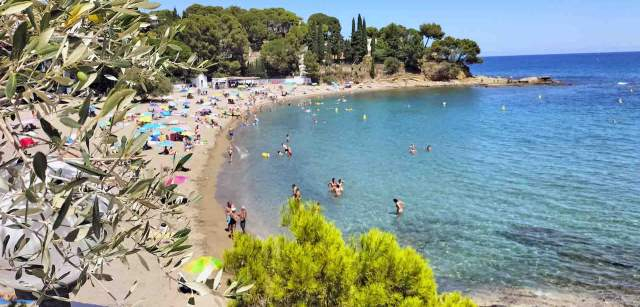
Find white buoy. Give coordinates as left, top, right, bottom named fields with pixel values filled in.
left=501, top=105, right=507, bottom=112
left=538, top=94, right=543, bottom=100
left=618, top=98, right=623, bottom=104
left=442, top=101, right=447, bottom=107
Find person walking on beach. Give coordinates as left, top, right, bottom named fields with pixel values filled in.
left=225, top=201, right=234, bottom=232
left=227, top=144, right=234, bottom=163
left=228, top=207, right=238, bottom=238
left=239, top=206, right=248, bottom=233
left=393, top=198, right=404, bottom=215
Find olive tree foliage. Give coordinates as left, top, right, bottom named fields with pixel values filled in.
left=224, top=199, right=476, bottom=307
left=0, top=0, right=220, bottom=303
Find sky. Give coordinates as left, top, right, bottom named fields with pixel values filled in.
left=155, top=0, right=640, bottom=56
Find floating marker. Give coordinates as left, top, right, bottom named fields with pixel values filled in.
left=442, top=101, right=447, bottom=107
left=363, top=114, right=367, bottom=121
left=501, top=105, right=507, bottom=112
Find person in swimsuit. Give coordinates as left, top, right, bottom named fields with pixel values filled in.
left=393, top=198, right=404, bottom=215
left=409, top=144, right=417, bottom=155
left=228, top=207, right=237, bottom=238
left=227, top=144, right=234, bottom=163
left=426, top=145, right=432, bottom=152
left=328, top=178, right=337, bottom=192
left=239, top=206, right=247, bottom=233
left=225, top=202, right=233, bottom=231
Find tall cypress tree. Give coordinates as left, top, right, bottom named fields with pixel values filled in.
left=348, top=17, right=356, bottom=63
left=354, top=14, right=363, bottom=63
left=361, top=18, right=368, bottom=58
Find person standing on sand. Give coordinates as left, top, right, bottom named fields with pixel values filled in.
left=393, top=198, right=404, bottom=215
left=224, top=201, right=233, bottom=231
left=228, top=207, right=238, bottom=238
left=239, top=206, right=247, bottom=233
left=227, top=144, right=234, bottom=163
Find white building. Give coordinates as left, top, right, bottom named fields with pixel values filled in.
left=192, top=73, right=208, bottom=89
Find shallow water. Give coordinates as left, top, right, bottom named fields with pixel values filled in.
left=217, top=52, right=640, bottom=298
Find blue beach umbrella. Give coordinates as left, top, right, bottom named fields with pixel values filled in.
left=142, top=123, right=165, bottom=130
left=170, top=127, right=185, bottom=133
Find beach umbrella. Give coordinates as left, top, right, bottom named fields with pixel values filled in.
left=142, top=122, right=165, bottom=130
left=170, top=127, right=185, bottom=133
left=157, top=140, right=173, bottom=147
left=183, top=256, right=222, bottom=275
left=151, top=129, right=162, bottom=136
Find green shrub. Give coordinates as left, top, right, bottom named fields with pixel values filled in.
left=383, top=57, right=401, bottom=75
left=224, top=199, right=476, bottom=307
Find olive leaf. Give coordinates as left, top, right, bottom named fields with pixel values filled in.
left=11, top=22, right=29, bottom=60
left=66, top=161, right=109, bottom=177
left=99, top=89, right=136, bottom=118
left=52, top=192, right=73, bottom=229
left=5, top=73, right=16, bottom=99
left=174, top=153, right=192, bottom=172
left=33, top=152, right=47, bottom=182
left=1, top=1, right=33, bottom=15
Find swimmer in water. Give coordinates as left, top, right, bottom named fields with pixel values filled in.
left=393, top=198, right=404, bottom=215
left=425, top=145, right=432, bottom=152
left=409, top=144, right=417, bottom=155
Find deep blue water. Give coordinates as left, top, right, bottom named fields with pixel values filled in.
left=217, top=52, right=640, bottom=298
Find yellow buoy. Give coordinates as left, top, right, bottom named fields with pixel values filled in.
left=261, top=152, right=270, bottom=159
left=363, top=114, right=367, bottom=121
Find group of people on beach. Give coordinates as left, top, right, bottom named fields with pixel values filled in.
left=327, top=178, right=345, bottom=197
left=224, top=201, right=247, bottom=238
left=409, top=144, right=432, bottom=155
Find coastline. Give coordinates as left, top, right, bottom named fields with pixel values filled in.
left=193, top=76, right=633, bottom=307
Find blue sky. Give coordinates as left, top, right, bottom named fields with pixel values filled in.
left=155, top=0, right=640, bottom=56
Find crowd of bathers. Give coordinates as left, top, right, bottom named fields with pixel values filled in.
left=409, top=144, right=432, bottom=155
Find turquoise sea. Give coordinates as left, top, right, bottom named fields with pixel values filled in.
left=217, top=52, right=640, bottom=299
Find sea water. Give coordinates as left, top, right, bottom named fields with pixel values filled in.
left=216, top=52, right=640, bottom=298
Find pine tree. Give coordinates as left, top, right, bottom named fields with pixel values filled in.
left=172, top=7, right=178, bottom=19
